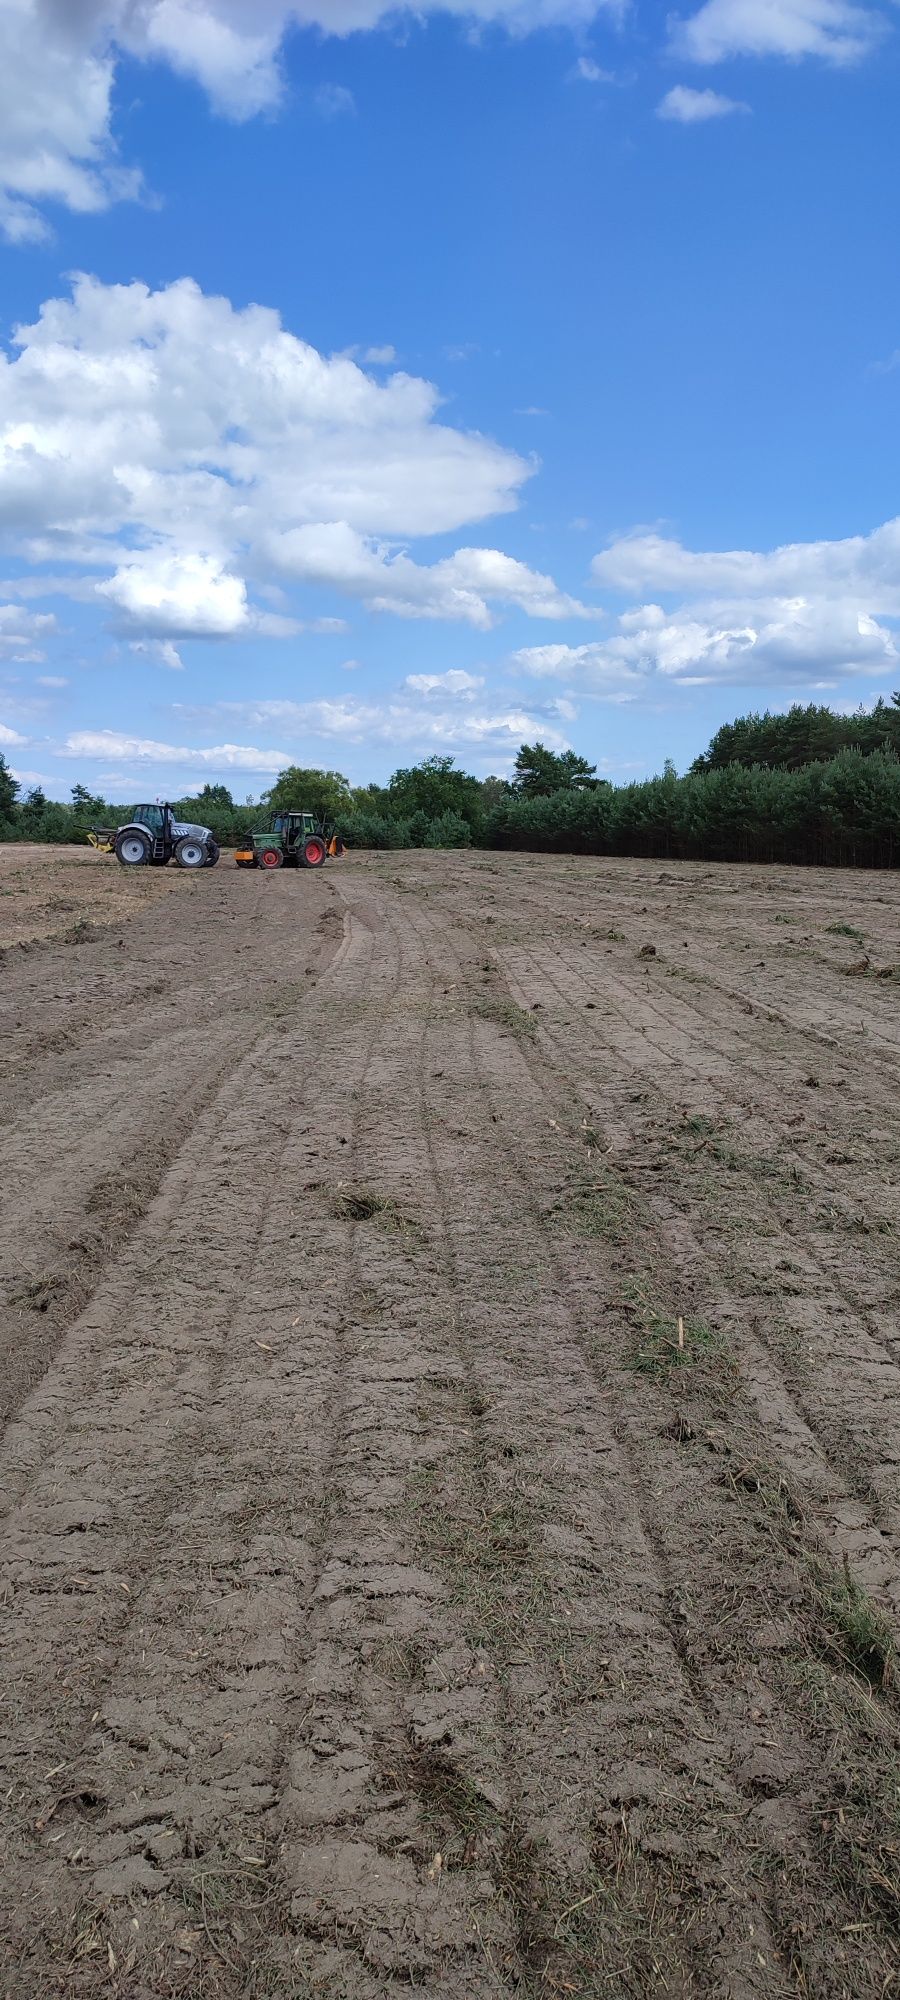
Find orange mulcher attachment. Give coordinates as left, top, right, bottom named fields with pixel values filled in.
left=327, top=834, right=345, bottom=857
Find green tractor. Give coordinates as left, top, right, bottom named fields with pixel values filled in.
left=235, top=811, right=338, bottom=871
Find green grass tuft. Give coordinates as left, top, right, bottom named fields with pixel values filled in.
left=824, top=1559, right=895, bottom=1691
left=473, top=994, right=537, bottom=1038
left=622, top=1280, right=730, bottom=1381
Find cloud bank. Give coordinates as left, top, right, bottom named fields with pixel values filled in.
left=514, top=521, right=900, bottom=697
left=0, top=274, right=591, bottom=639
left=0, top=0, right=890, bottom=241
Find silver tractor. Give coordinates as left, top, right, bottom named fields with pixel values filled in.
left=114, top=803, right=220, bottom=870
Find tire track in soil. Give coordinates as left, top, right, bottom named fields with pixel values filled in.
left=265, top=885, right=781, bottom=1998
left=519, top=946, right=900, bottom=1605
left=0, top=873, right=337, bottom=1429
left=422, top=906, right=900, bottom=1998
left=577, top=951, right=899, bottom=1241
left=512, top=932, right=900, bottom=1344
left=399, top=897, right=794, bottom=2000
left=496, top=939, right=900, bottom=1602
left=473, top=860, right=900, bottom=1074
left=428, top=916, right=900, bottom=2000
left=4, top=907, right=392, bottom=1994
left=0, top=887, right=353, bottom=1985
left=455, top=865, right=900, bottom=1165
left=499, top=925, right=896, bottom=1216
left=259, top=892, right=519, bottom=2000
left=1, top=893, right=511, bottom=1999
left=380, top=867, right=900, bottom=1997
left=4, top=854, right=899, bottom=2000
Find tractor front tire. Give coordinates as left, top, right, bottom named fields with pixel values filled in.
left=204, top=839, right=220, bottom=868
left=115, top=830, right=152, bottom=867
left=175, top=837, right=207, bottom=870
left=301, top=834, right=327, bottom=868
left=260, top=847, right=283, bottom=870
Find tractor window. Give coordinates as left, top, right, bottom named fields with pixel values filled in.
left=273, top=813, right=287, bottom=834
left=133, top=805, right=164, bottom=832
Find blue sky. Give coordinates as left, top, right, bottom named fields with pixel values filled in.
left=1, top=0, right=899, bottom=801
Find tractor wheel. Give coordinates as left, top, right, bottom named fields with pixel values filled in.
left=260, top=847, right=283, bottom=869
left=175, top=837, right=207, bottom=870
left=204, top=839, right=220, bottom=868
left=301, top=834, right=327, bottom=868
left=115, top=830, right=151, bottom=867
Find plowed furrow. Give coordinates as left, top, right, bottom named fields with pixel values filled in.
left=498, top=944, right=900, bottom=1558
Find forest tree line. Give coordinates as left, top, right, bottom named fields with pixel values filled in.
left=2, top=697, right=899, bottom=867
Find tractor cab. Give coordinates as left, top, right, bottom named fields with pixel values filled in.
left=235, top=809, right=332, bottom=871
left=273, top=811, right=317, bottom=848
left=132, top=803, right=171, bottom=843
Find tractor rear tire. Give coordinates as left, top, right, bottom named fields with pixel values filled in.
left=115, top=830, right=152, bottom=867
left=260, top=847, right=283, bottom=869
left=175, top=837, right=207, bottom=870
left=301, top=834, right=327, bottom=868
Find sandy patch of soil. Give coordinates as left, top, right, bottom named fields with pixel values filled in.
left=1, top=849, right=898, bottom=1997
left=0, top=845, right=180, bottom=951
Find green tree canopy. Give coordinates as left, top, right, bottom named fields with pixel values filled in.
left=70, top=782, right=109, bottom=824
left=479, top=775, right=512, bottom=812
left=192, top=782, right=235, bottom=811
left=386, top=754, right=482, bottom=827
left=16, top=786, right=72, bottom=842
left=693, top=699, right=900, bottom=772
left=513, top=742, right=598, bottom=796
left=261, top=766, right=353, bottom=825
left=0, top=752, right=18, bottom=828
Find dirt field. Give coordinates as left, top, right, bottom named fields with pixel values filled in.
left=0, top=844, right=181, bottom=952
left=1, top=846, right=899, bottom=2000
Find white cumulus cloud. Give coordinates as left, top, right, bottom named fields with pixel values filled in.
left=62, top=728, right=292, bottom=773
left=570, top=54, right=615, bottom=78
left=404, top=668, right=485, bottom=695
left=0, top=0, right=890, bottom=243
left=0, top=274, right=586, bottom=641
left=99, top=552, right=250, bottom=638
left=314, top=82, right=356, bottom=116
left=514, top=520, right=900, bottom=696
left=0, top=602, right=57, bottom=660
left=129, top=639, right=185, bottom=670
left=0, top=0, right=142, bottom=244
left=672, top=0, right=883, bottom=66
left=0, top=719, right=28, bottom=745
left=0, top=0, right=620, bottom=241
left=180, top=691, right=573, bottom=753
left=657, top=84, right=749, bottom=120
left=265, top=524, right=600, bottom=628
left=591, top=520, right=900, bottom=609
left=514, top=603, right=899, bottom=696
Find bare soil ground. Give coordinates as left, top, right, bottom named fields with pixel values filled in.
left=0, top=845, right=180, bottom=952
left=1, top=846, right=899, bottom=2000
